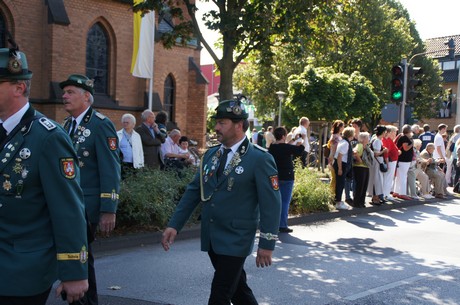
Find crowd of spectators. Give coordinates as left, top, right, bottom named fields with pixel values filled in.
left=325, top=121, right=455, bottom=210
left=262, top=117, right=457, bottom=214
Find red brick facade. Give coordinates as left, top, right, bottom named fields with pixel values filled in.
left=0, top=0, right=207, bottom=146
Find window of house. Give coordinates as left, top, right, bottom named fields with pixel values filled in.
left=164, top=74, right=175, bottom=122
left=0, top=12, right=6, bottom=48
left=86, top=23, right=109, bottom=94
left=443, top=61, right=455, bottom=70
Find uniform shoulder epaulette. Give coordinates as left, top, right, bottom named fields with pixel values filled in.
left=38, top=117, right=56, bottom=131
left=254, top=144, right=268, bottom=152
left=95, top=112, right=106, bottom=120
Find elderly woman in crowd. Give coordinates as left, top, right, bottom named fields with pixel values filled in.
left=333, top=126, right=355, bottom=210
left=382, top=125, right=399, bottom=200
left=117, top=113, right=144, bottom=178
left=368, top=125, right=387, bottom=205
left=420, top=143, right=448, bottom=198
left=393, top=124, right=414, bottom=200
left=412, top=139, right=433, bottom=199
left=352, top=132, right=370, bottom=208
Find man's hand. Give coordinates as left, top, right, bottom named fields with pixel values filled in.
left=256, top=248, right=273, bottom=268
left=99, top=213, right=116, bottom=236
left=55, top=280, right=88, bottom=304
left=161, top=227, right=177, bottom=251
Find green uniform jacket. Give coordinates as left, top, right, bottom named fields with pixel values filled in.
left=168, top=138, right=281, bottom=257
left=0, top=106, right=87, bottom=296
left=63, top=107, right=121, bottom=224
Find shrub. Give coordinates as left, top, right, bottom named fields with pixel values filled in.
left=117, top=166, right=199, bottom=231
left=290, top=162, right=335, bottom=214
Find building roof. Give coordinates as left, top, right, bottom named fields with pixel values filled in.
left=425, top=34, right=460, bottom=59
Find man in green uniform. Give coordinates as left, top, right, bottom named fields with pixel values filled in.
left=0, top=46, right=88, bottom=304
left=162, top=100, right=281, bottom=305
left=60, top=74, right=121, bottom=305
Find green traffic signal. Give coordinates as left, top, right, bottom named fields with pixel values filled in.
left=390, top=64, right=404, bottom=103
left=392, top=91, right=403, bottom=100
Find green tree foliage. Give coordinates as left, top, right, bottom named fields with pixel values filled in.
left=133, top=0, right=329, bottom=100
left=234, top=0, right=442, bottom=126
left=287, top=66, right=378, bottom=123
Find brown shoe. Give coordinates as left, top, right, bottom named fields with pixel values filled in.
left=435, top=194, right=446, bottom=199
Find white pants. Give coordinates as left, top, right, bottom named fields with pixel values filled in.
left=394, top=161, right=410, bottom=195
left=383, top=161, right=397, bottom=197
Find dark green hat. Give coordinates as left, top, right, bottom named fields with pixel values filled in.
left=59, top=74, right=94, bottom=95
left=0, top=48, right=33, bottom=80
left=212, top=99, right=249, bottom=120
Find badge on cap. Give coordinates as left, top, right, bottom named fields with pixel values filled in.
left=269, top=175, right=279, bottom=191
left=8, top=57, right=22, bottom=74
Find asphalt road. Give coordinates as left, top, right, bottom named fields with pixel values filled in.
left=47, top=196, right=460, bottom=305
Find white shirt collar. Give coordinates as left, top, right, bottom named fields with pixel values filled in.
left=72, top=106, right=91, bottom=126
left=1, top=103, right=30, bottom=134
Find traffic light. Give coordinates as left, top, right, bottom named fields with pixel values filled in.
left=406, top=64, right=423, bottom=102
left=391, top=64, right=404, bottom=103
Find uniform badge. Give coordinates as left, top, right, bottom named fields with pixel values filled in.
left=15, top=180, right=24, bottom=198
left=235, top=166, right=244, bottom=174
left=83, top=151, right=89, bottom=157
left=21, top=168, right=29, bottom=179
left=269, top=175, right=279, bottom=191
left=227, top=177, right=234, bottom=191
left=61, top=158, right=76, bottom=179
left=83, top=129, right=91, bottom=137
left=7, top=57, right=22, bottom=74
left=19, top=148, right=31, bottom=160
left=108, top=137, right=117, bottom=151
left=3, top=174, right=12, bottom=191
left=78, top=136, right=86, bottom=143
left=80, top=245, right=88, bottom=263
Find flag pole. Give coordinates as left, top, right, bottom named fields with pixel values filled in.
left=148, top=11, right=155, bottom=111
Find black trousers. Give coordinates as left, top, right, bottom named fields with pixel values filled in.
left=353, top=166, right=369, bottom=207
left=207, top=247, right=258, bottom=305
left=0, top=287, right=51, bottom=305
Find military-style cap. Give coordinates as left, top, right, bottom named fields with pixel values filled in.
left=212, top=99, right=249, bottom=120
left=0, top=48, right=33, bottom=80
left=59, top=74, right=94, bottom=95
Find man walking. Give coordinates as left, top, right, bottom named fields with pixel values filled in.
left=0, top=46, right=88, bottom=304
left=162, top=100, right=281, bottom=305
left=61, top=74, right=121, bottom=305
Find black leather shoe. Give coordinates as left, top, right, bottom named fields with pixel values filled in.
left=279, top=227, right=293, bottom=233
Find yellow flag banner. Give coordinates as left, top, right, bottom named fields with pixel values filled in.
left=131, top=0, right=155, bottom=78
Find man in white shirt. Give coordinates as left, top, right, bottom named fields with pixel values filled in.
left=433, top=124, right=447, bottom=163
left=161, top=129, right=190, bottom=170
left=295, top=117, right=311, bottom=167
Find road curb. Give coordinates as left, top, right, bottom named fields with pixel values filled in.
left=93, top=196, right=452, bottom=254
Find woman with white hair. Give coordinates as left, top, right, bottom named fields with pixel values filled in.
left=117, top=113, right=144, bottom=178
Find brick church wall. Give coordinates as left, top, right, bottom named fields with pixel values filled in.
left=1, top=0, right=207, bottom=147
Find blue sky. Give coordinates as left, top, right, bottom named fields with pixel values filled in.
left=198, top=0, right=460, bottom=64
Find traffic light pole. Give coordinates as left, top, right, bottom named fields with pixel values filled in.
left=398, top=58, right=408, bottom=131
